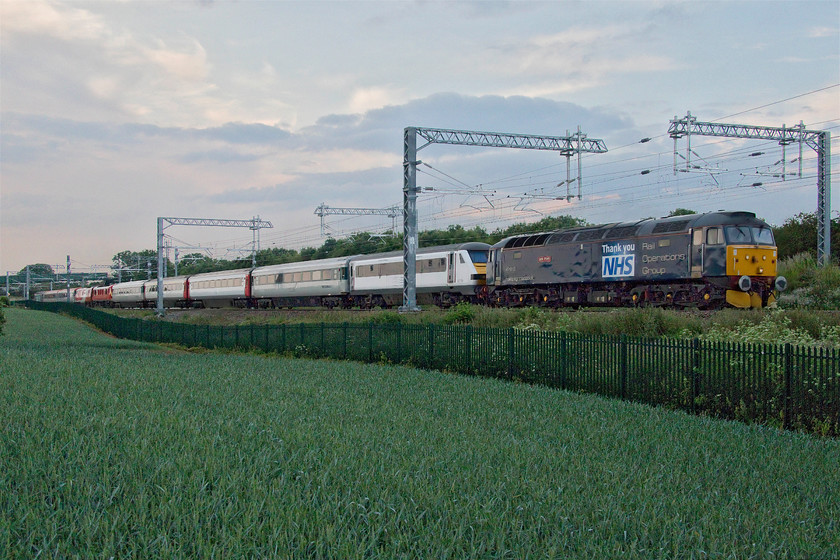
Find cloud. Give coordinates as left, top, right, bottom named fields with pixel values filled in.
left=809, top=26, right=838, bottom=38
left=348, top=86, right=407, bottom=115
left=0, top=0, right=107, bottom=42
left=475, top=24, right=676, bottom=97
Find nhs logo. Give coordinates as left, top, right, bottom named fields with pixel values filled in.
left=602, top=242, right=635, bottom=278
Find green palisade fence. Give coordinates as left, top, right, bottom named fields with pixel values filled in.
left=25, top=302, right=840, bottom=436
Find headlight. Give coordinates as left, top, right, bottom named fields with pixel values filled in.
left=775, top=276, right=788, bottom=292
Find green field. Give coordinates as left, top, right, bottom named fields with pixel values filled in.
left=2, top=308, right=839, bottom=558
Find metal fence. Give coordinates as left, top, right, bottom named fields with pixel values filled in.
left=25, top=302, right=840, bottom=436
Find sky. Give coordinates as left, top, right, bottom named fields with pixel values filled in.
left=1, top=0, right=838, bottom=276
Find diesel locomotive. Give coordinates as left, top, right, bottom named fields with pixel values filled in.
left=487, top=211, right=785, bottom=309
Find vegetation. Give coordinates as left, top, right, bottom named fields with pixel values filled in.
left=109, top=216, right=588, bottom=278
left=772, top=211, right=840, bottom=262
left=3, top=308, right=839, bottom=557
left=121, top=305, right=840, bottom=348
left=778, top=254, right=840, bottom=310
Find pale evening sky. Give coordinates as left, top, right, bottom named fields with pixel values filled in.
left=1, top=0, right=838, bottom=274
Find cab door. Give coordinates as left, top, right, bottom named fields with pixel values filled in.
left=690, top=229, right=703, bottom=278
left=447, top=252, right=456, bottom=284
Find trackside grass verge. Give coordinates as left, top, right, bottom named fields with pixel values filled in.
left=2, top=308, right=839, bottom=558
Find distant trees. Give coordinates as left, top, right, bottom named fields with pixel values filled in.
left=772, top=212, right=840, bottom=262
left=668, top=208, right=697, bottom=217
left=19, top=264, right=54, bottom=277
left=111, top=250, right=158, bottom=281
left=106, top=215, right=593, bottom=278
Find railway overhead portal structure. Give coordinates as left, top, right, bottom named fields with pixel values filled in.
left=401, top=127, right=608, bottom=312
left=155, top=216, right=273, bottom=316
left=669, top=112, right=831, bottom=266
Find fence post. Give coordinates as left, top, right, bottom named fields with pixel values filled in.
left=507, top=328, right=514, bottom=380
left=343, top=322, right=348, bottom=359
left=368, top=323, right=373, bottom=363
left=691, top=338, right=701, bottom=413
left=783, top=342, right=792, bottom=429
left=300, top=323, right=305, bottom=352
left=560, top=331, right=567, bottom=390
left=620, top=334, right=628, bottom=400
left=465, top=325, right=472, bottom=374
left=396, top=322, right=402, bottom=364
left=428, top=324, right=435, bottom=369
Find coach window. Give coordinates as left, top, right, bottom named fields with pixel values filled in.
left=312, top=270, right=321, bottom=281
left=706, top=227, right=723, bottom=245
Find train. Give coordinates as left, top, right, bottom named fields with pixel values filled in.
left=33, top=211, right=787, bottom=310
left=35, top=243, right=491, bottom=310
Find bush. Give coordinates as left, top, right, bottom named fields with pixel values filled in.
left=0, top=307, right=5, bottom=336
left=778, top=257, right=840, bottom=310
left=370, top=311, right=403, bottom=325
left=441, top=302, right=477, bottom=325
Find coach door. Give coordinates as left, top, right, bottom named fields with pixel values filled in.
left=690, top=229, right=703, bottom=278
left=447, top=252, right=456, bottom=284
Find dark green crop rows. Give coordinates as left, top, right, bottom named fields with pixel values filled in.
left=2, top=308, right=839, bottom=558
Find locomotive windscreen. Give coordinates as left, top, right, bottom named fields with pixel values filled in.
left=725, top=226, right=775, bottom=245
left=468, top=250, right=488, bottom=263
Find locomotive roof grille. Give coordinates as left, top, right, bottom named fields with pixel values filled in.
left=652, top=220, right=691, bottom=233
left=547, top=232, right=578, bottom=244
left=506, top=233, right=551, bottom=248
left=576, top=228, right=607, bottom=241
left=605, top=225, right=640, bottom=239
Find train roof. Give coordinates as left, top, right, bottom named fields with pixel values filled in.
left=186, top=268, right=251, bottom=280
left=492, top=211, right=768, bottom=249
left=349, top=242, right=491, bottom=263
left=253, top=256, right=357, bottom=274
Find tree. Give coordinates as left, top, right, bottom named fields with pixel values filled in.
left=668, top=208, right=697, bottom=217
left=111, top=250, right=160, bottom=281
left=772, top=212, right=840, bottom=262
left=19, top=264, right=54, bottom=277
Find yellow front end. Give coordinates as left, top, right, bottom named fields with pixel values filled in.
left=473, top=262, right=487, bottom=285
left=725, top=246, right=779, bottom=308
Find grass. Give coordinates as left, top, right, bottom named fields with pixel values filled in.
left=112, top=304, right=840, bottom=348
left=2, top=308, right=839, bottom=558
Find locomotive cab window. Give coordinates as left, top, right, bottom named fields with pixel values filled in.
left=706, top=227, right=723, bottom=245
left=725, top=226, right=751, bottom=244
left=752, top=227, right=774, bottom=245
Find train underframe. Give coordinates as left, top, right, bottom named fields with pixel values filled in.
left=488, top=277, right=776, bottom=309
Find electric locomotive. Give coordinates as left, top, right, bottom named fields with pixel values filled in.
left=486, top=211, right=786, bottom=309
